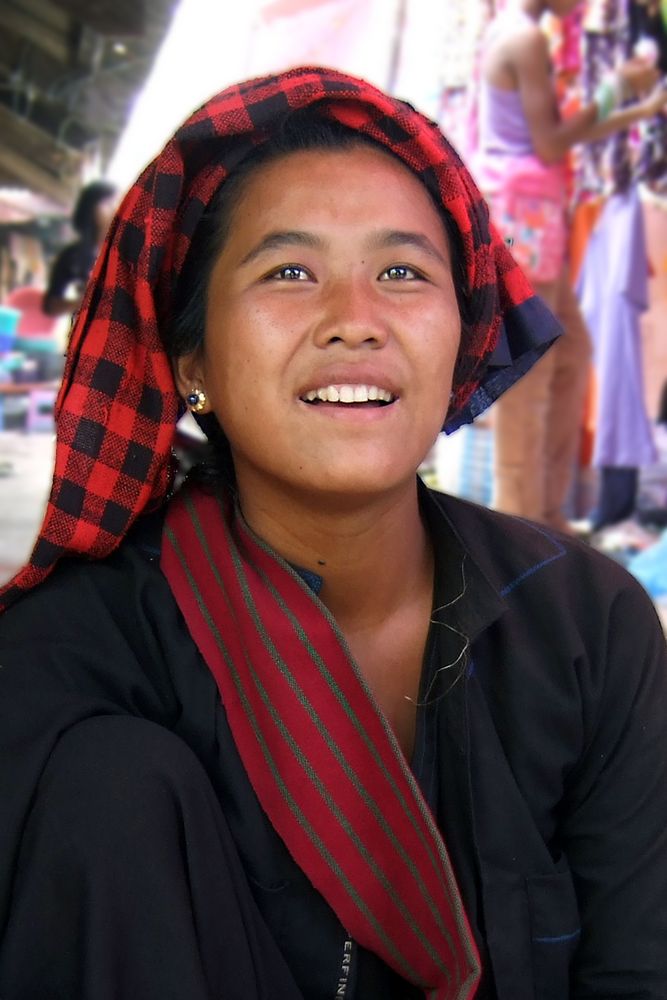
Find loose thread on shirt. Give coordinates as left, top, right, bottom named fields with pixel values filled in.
left=406, top=554, right=470, bottom=707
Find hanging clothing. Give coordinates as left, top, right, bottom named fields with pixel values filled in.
left=577, top=185, right=658, bottom=469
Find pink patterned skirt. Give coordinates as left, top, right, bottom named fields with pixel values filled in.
left=477, top=155, right=568, bottom=284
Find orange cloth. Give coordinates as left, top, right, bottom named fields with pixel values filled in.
left=568, top=198, right=604, bottom=465
left=569, top=197, right=605, bottom=286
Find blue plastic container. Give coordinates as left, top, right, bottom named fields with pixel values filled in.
left=0, top=306, right=21, bottom=352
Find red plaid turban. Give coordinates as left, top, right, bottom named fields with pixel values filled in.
left=0, top=66, right=559, bottom=611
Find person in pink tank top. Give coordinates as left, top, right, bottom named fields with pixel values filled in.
left=477, top=0, right=666, bottom=531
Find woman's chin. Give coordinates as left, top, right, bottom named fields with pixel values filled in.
left=289, top=464, right=420, bottom=506
left=233, top=446, right=426, bottom=510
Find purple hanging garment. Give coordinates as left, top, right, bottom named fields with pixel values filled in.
left=577, top=186, right=657, bottom=468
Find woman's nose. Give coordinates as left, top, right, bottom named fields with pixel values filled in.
left=312, top=279, right=389, bottom=349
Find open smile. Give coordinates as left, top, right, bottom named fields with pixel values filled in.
left=299, top=384, right=397, bottom=406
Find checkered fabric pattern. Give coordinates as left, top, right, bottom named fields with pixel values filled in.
left=0, top=65, right=557, bottom=612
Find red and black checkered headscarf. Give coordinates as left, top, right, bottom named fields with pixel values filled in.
left=0, top=66, right=559, bottom=611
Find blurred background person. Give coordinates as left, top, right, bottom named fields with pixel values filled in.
left=42, top=180, right=117, bottom=319
left=474, top=0, right=666, bottom=531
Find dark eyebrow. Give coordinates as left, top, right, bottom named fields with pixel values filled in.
left=367, top=229, right=449, bottom=267
left=238, top=227, right=450, bottom=268
left=239, top=230, right=323, bottom=266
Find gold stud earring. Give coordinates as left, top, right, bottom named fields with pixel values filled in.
left=186, top=388, right=207, bottom=413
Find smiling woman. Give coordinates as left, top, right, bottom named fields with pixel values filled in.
left=0, top=67, right=666, bottom=1000
left=172, top=141, right=461, bottom=516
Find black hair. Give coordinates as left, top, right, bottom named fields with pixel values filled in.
left=72, top=180, right=117, bottom=241
left=165, top=108, right=472, bottom=360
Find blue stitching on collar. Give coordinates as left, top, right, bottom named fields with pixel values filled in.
left=500, top=523, right=567, bottom=597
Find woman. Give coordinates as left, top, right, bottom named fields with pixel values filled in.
left=0, top=67, right=665, bottom=1000
left=42, top=179, right=117, bottom=317
left=476, top=0, right=667, bottom=530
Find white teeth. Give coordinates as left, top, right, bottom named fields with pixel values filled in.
left=303, top=384, right=395, bottom=404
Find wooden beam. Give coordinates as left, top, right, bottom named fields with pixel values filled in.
left=54, top=0, right=145, bottom=37
left=0, top=146, right=76, bottom=206
left=0, top=104, right=81, bottom=206
left=0, top=3, right=70, bottom=64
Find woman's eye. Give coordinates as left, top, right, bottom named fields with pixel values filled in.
left=380, top=264, right=422, bottom=281
left=270, top=265, right=310, bottom=281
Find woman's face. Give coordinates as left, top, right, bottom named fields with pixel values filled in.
left=175, top=144, right=461, bottom=506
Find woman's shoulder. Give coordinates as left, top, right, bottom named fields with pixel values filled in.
left=430, top=491, right=666, bottom=715
left=482, top=12, right=547, bottom=92
left=0, top=506, right=196, bottom=721
left=430, top=488, right=658, bottom=615
left=0, top=507, right=169, bottom=642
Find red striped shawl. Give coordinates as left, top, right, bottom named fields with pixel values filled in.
left=161, top=482, right=480, bottom=999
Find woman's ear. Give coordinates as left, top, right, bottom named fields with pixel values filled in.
left=173, top=350, right=212, bottom=414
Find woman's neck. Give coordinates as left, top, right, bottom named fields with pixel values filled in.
left=236, top=477, right=433, bottom=629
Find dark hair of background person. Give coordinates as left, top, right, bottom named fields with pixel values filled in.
left=41, top=179, right=118, bottom=319
left=72, top=179, right=117, bottom=243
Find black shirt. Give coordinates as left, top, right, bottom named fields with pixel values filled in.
left=1, top=487, right=665, bottom=998
left=44, top=240, right=97, bottom=305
